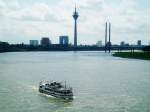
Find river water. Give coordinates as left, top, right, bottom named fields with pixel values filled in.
left=0, top=51, right=150, bottom=112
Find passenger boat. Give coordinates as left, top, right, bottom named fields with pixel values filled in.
left=39, top=81, right=73, bottom=100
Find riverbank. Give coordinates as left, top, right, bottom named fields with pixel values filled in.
left=113, top=52, right=150, bottom=60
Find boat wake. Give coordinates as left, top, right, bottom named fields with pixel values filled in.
left=29, top=85, right=38, bottom=91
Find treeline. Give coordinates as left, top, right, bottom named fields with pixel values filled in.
left=143, top=46, right=150, bottom=52
left=0, top=41, right=11, bottom=52
left=1, top=40, right=149, bottom=53
left=0, top=42, right=73, bottom=52
left=0, top=42, right=29, bottom=52
left=0, top=41, right=105, bottom=53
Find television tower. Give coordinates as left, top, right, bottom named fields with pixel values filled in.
left=73, top=5, right=79, bottom=47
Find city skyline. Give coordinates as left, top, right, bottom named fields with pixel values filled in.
left=29, top=37, right=143, bottom=46
left=0, top=0, right=150, bottom=45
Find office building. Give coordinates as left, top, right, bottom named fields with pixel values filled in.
left=120, top=41, right=125, bottom=46
left=41, top=37, right=51, bottom=46
left=59, top=36, right=69, bottom=45
left=29, top=40, right=39, bottom=46
left=96, top=41, right=102, bottom=47
left=137, top=40, right=141, bottom=46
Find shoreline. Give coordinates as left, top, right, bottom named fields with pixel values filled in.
left=113, top=52, right=150, bottom=60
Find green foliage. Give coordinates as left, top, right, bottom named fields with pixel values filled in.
left=113, top=52, right=150, bottom=60
left=0, top=41, right=10, bottom=52
left=143, top=46, right=150, bottom=51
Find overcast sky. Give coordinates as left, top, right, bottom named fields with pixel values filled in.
left=0, top=0, right=150, bottom=45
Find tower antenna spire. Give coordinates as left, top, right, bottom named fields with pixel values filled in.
left=75, top=3, right=76, bottom=12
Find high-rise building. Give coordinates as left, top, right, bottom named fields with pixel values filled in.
left=105, top=22, right=107, bottom=52
left=120, top=41, right=125, bottom=46
left=137, top=40, right=141, bottom=46
left=41, top=37, right=51, bottom=46
left=59, top=36, right=69, bottom=45
left=73, top=6, right=79, bottom=47
left=96, top=41, right=102, bottom=47
left=29, top=40, right=39, bottom=46
left=105, top=22, right=111, bottom=52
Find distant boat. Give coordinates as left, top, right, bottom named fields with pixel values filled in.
left=39, top=81, right=73, bottom=100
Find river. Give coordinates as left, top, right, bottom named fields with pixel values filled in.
left=0, top=51, right=150, bottom=112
